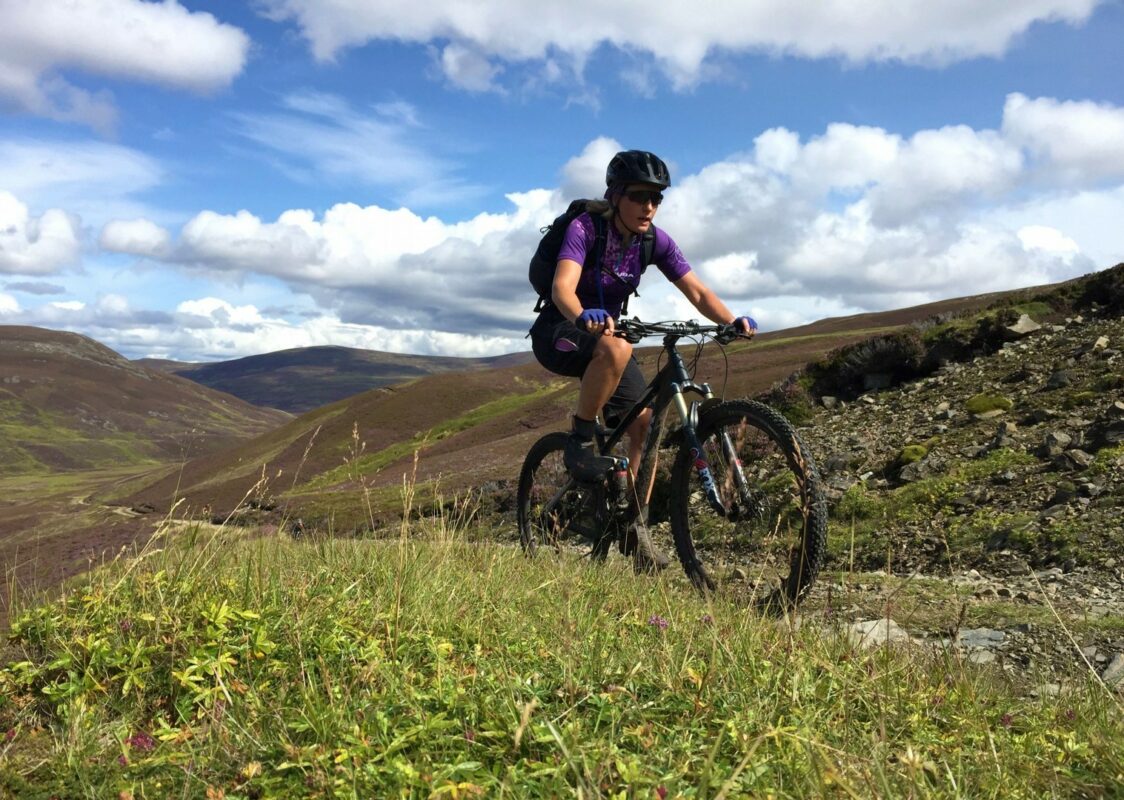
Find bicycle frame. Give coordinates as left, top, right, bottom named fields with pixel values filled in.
left=595, top=330, right=754, bottom=521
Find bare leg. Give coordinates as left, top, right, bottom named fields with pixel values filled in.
left=575, top=335, right=632, bottom=421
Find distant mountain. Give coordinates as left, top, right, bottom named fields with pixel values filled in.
left=139, top=345, right=536, bottom=412
left=0, top=326, right=290, bottom=475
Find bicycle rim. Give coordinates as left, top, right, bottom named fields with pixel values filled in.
left=670, top=400, right=827, bottom=610
left=517, top=432, right=602, bottom=557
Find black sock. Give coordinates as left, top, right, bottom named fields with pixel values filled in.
left=571, top=415, right=597, bottom=440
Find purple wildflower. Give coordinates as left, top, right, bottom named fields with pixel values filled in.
left=464, top=727, right=476, bottom=743
left=118, top=755, right=128, bottom=766
left=4, top=729, right=15, bottom=743
left=700, top=614, right=713, bottom=625
left=656, top=786, right=668, bottom=799
left=118, top=619, right=133, bottom=633
left=125, top=731, right=156, bottom=752
left=648, top=614, right=669, bottom=630
left=1000, top=713, right=1013, bottom=728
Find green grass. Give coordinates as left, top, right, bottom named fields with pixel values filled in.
left=304, top=383, right=566, bottom=491
left=1011, top=301, right=1055, bottom=319
left=2, top=513, right=1121, bottom=799
left=0, top=396, right=165, bottom=476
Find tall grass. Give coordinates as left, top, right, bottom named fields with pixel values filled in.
left=1, top=503, right=1121, bottom=798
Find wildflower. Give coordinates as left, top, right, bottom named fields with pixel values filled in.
left=464, top=727, right=476, bottom=743
left=125, top=731, right=156, bottom=752
left=118, top=619, right=133, bottom=632
left=656, top=786, right=668, bottom=799
left=648, top=614, right=669, bottom=630
left=1000, top=713, right=1013, bottom=728
left=699, top=614, right=713, bottom=625
left=118, top=755, right=128, bottom=766
left=4, top=729, right=15, bottom=743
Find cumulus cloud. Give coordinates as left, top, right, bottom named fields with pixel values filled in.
left=92, top=92, right=1120, bottom=348
left=0, top=0, right=250, bottom=131
left=257, top=0, right=1102, bottom=89
left=8, top=91, right=1123, bottom=360
left=0, top=292, right=20, bottom=314
left=0, top=191, right=81, bottom=275
left=1002, top=92, right=1124, bottom=184
left=99, top=218, right=172, bottom=258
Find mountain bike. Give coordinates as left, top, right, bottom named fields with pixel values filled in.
left=516, top=318, right=829, bottom=609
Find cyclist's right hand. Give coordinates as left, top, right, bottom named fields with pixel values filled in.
left=733, top=316, right=758, bottom=337
left=577, top=308, right=613, bottom=334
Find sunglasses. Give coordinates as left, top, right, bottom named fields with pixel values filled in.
left=624, top=189, right=664, bottom=206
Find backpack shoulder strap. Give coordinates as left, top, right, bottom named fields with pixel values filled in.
left=620, top=225, right=657, bottom=318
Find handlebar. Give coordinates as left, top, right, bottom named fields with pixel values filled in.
left=613, top=317, right=747, bottom=345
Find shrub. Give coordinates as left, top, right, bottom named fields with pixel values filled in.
left=805, top=329, right=927, bottom=399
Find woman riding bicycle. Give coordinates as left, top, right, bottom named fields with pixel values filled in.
left=529, top=149, right=757, bottom=505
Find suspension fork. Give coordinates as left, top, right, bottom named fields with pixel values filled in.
left=670, top=386, right=755, bottom=521
left=670, top=385, right=730, bottom=518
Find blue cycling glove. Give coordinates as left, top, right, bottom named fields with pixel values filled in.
left=577, top=308, right=611, bottom=329
left=733, top=316, right=758, bottom=334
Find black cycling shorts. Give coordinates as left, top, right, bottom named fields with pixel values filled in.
left=530, top=307, right=646, bottom=426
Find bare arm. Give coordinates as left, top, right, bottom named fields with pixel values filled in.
left=673, top=271, right=739, bottom=325
left=553, top=259, right=615, bottom=334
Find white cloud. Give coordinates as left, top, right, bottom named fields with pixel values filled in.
left=0, top=191, right=81, bottom=275
left=0, top=292, right=20, bottom=314
left=1018, top=225, right=1080, bottom=259
left=440, top=43, right=505, bottom=93
left=0, top=0, right=250, bottom=131
left=1002, top=92, right=1124, bottom=184
left=7, top=294, right=523, bottom=360
left=258, top=0, right=1103, bottom=88
left=99, top=219, right=172, bottom=258
left=231, top=92, right=485, bottom=207
left=114, top=93, right=1122, bottom=341
left=0, top=138, right=164, bottom=227
left=987, top=186, right=1124, bottom=269
left=8, top=92, right=1123, bottom=358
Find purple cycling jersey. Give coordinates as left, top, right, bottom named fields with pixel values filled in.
left=557, top=212, right=691, bottom=317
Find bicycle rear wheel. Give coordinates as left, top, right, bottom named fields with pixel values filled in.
left=517, top=432, right=607, bottom=557
left=669, top=400, right=827, bottom=610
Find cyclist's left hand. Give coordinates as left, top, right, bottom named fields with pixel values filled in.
left=733, top=316, right=758, bottom=337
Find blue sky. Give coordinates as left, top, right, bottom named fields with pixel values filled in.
left=1, top=0, right=1122, bottom=361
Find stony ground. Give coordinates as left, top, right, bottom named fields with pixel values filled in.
left=793, top=310, right=1124, bottom=690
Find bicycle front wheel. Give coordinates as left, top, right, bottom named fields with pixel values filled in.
left=517, top=432, right=602, bottom=557
left=669, top=400, right=827, bottom=610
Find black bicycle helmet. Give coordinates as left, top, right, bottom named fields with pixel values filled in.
left=605, top=150, right=671, bottom=189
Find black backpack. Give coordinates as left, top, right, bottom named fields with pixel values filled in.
left=529, top=199, right=655, bottom=315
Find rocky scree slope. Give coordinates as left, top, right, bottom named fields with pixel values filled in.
left=794, top=307, right=1123, bottom=686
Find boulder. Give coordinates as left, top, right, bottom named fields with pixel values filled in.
left=849, top=619, right=911, bottom=649
left=1007, top=314, right=1042, bottom=337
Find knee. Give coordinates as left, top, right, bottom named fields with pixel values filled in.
left=592, top=336, right=632, bottom=370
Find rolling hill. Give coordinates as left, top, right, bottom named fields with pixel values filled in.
left=3, top=263, right=1120, bottom=628
left=138, top=345, right=536, bottom=413
left=117, top=276, right=1087, bottom=524
left=0, top=325, right=291, bottom=476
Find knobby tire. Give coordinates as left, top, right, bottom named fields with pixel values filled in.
left=669, top=400, right=828, bottom=611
